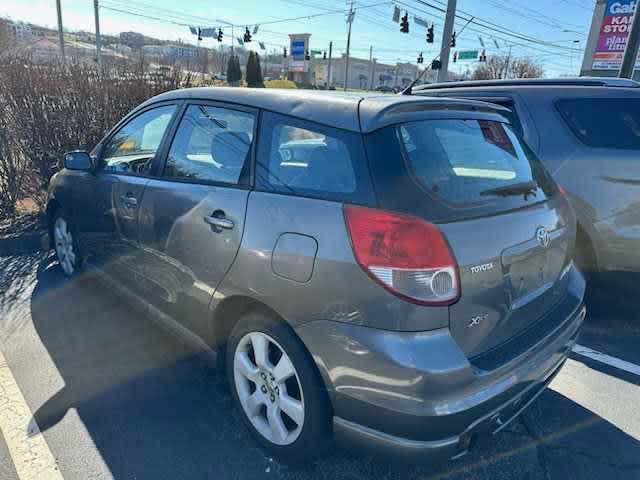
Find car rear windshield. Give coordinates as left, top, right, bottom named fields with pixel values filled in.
left=556, top=97, right=640, bottom=150
left=398, top=119, right=548, bottom=209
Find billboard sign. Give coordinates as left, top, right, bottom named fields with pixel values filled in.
left=291, top=40, right=305, bottom=60
left=593, top=0, right=639, bottom=69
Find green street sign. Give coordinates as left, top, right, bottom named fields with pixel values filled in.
left=310, top=49, right=323, bottom=55
left=457, top=50, right=479, bottom=61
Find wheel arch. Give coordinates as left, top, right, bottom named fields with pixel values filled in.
left=211, top=294, right=336, bottom=405
left=45, top=198, right=62, bottom=248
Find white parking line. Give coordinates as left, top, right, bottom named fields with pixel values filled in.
left=572, top=343, right=640, bottom=377
left=0, top=350, right=64, bottom=480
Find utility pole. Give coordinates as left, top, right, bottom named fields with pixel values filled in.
left=619, top=6, right=640, bottom=78
left=367, top=45, right=373, bottom=90
left=370, top=58, right=377, bottom=90
left=55, top=0, right=65, bottom=62
left=344, top=1, right=354, bottom=91
left=504, top=44, right=513, bottom=79
left=327, top=41, right=333, bottom=88
left=93, top=0, right=102, bottom=73
left=437, top=0, right=457, bottom=83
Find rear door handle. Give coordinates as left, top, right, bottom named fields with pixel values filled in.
left=120, top=195, right=138, bottom=207
left=204, top=216, right=234, bottom=230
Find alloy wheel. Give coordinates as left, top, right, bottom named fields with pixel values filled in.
left=53, top=216, right=76, bottom=276
left=233, top=331, right=305, bottom=446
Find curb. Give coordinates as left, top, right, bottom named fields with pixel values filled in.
left=0, top=232, right=49, bottom=256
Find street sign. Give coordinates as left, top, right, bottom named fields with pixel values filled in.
left=457, top=50, right=479, bottom=61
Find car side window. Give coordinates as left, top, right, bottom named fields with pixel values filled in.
left=256, top=112, right=370, bottom=203
left=163, top=104, right=255, bottom=185
left=101, top=105, right=176, bottom=175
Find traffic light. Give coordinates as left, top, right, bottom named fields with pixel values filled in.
left=323, top=51, right=327, bottom=60
left=450, top=31, right=456, bottom=48
left=243, top=27, right=252, bottom=43
left=431, top=59, right=441, bottom=70
left=479, top=49, right=487, bottom=62
left=217, top=28, right=223, bottom=42
left=417, top=52, right=423, bottom=64
left=453, top=51, right=457, bottom=63
left=305, top=49, right=310, bottom=60
left=400, top=12, right=409, bottom=33
left=283, top=47, right=287, bottom=58
left=197, top=28, right=202, bottom=42
left=426, top=24, right=434, bottom=43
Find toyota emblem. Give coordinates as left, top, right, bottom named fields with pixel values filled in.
left=536, top=226, right=550, bottom=248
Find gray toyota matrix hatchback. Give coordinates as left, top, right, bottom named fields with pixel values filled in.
left=47, top=88, right=586, bottom=462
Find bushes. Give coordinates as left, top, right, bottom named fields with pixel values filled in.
left=264, top=79, right=297, bottom=89
left=0, top=58, right=187, bottom=218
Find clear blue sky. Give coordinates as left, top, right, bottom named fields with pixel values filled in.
left=1, top=0, right=595, bottom=76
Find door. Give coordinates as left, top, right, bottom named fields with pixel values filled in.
left=77, top=103, right=179, bottom=283
left=137, top=103, right=256, bottom=338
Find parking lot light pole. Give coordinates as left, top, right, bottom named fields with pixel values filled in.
left=619, top=6, right=640, bottom=78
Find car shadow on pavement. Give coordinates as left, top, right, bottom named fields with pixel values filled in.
left=27, top=259, right=640, bottom=480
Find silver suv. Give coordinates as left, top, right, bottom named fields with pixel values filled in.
left=415, top=77, right=640, bottom=275
left=47, top=88, right=586, bottom=463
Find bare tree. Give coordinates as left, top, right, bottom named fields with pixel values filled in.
left=509, top=57, right=545, bottom=78
left=472, top=55, right=544, bottom=80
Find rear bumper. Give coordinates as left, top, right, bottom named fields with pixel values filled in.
left=332, top=338, right=573, bottom=462
left=295, top=266, right=586, bottom=463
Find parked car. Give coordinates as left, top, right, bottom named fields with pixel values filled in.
left=47, top=88, right=586, bottom=462
left=414, top=77, right=640, bottom=275
left=374, top=85, right=395, bottom=93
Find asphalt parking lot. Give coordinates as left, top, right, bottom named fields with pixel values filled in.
left=1, top=252, right=639, bottom=480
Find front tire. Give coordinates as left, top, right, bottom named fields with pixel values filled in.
left=52, top=211, right=81, bottom=277
left=226, top=311, right=331, bottom=461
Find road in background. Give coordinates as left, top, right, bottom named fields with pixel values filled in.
left=1, top=253, right=639, bottom=480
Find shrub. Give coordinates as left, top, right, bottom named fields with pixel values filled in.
left=264, top=79, right=297, bottom=89
left=0, top=57, right=188, bottom=217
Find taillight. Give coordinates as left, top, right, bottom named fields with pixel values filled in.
left=343, top=205, right=459, bottom=305
left=558, top=185, right=569, bottom=197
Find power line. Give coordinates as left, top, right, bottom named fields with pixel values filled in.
left=394, top=0, right=578, bottom=60
left=406, top=0, right=582, bottom=53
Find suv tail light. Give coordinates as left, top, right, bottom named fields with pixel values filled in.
left=343, top=205, right=459, bottom=305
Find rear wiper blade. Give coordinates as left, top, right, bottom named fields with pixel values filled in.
left=479, top=181, right=539, bottom=198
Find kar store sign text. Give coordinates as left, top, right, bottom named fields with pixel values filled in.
left=593, top=0, right=639, bottom=69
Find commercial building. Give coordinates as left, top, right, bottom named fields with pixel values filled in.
left=311, top=54, right=420, bottom=89
left=142, top=44, right=200, bottom=59
left=581, top=0, right=640, bottom=79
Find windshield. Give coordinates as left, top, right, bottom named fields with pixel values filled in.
left=399, top=119, right=547, bottom=208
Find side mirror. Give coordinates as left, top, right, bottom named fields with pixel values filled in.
left=64, top=150, right=92, bottom=171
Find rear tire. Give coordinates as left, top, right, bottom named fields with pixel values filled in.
left=226, top=311, right=331, bottom=462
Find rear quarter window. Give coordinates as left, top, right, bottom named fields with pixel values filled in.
left=556, top=97, right=640, bottom=150
left=255, top=112, right=374, bottom=205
